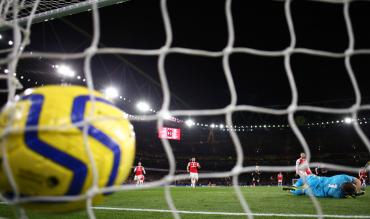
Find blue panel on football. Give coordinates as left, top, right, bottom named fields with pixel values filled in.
left=23, top=94, right=88, bottom=196
left=71, top=95, right=121, bottom=189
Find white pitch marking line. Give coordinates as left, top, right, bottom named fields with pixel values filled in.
left=92, top=206, right=370, bottom=218
left=1, top=202, right=369, bottom=218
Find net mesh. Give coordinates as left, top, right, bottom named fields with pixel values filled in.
left=1, top=0, right=370, bottom=218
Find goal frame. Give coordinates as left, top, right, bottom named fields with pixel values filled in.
left=1, top=0, right=128, bottom=30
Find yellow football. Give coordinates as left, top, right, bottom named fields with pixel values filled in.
left=0, top=85, right=135, bottom=212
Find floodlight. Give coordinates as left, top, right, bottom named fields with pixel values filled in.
left=56, top=64, right=75, bottom=77
left=103, top=86, right=119, bottom=99
left=136, top=101, right=150, bottom=112
left=210, top=123, right=215, bottom=128
left=24, top=88, right=33, bottom=95
left=344, top=117, right=352, bottom=124
left=8, top=40, right=13, bottom=46
left=185, top=119, right=195, bottom=127
left=219, top=124, right=224, bottom=129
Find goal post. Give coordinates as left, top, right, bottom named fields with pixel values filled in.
left=1, top=0, right=129, bottom=30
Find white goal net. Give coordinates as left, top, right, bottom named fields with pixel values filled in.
left=0, top=0, right=370, bottom=219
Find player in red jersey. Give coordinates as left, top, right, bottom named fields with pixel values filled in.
left=187, top=157, right=201, bottom=188
left=133, top=162, right=146, bottom=185
left=359, top=167, right=368, bottom=190
left=277, top=172, right=283, bottom=186
left=295, top=152, right=312, bottom=177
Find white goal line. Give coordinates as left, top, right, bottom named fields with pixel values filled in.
left=92, top=206, right=370, bottom=218
left=1, top=202, right=369, bottom=218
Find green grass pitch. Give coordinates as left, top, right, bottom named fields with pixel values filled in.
left=0, top=186, right=369, bottom=218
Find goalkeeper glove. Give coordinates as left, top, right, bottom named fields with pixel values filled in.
left=283, top=186, right=297, bottom=191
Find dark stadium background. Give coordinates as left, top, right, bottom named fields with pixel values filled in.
left=0, top=0, right=369, bottom=185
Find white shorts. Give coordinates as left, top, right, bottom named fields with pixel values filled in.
left=190, top=172, right=198, bottom=181
left=134, top=175, right=144, bottom=181
left=297, top=170, right=308, bottom=178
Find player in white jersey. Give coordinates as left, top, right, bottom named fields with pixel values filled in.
left=296, top=152, right=312, bottom=178
left=187, top=157, right=201, bottom=188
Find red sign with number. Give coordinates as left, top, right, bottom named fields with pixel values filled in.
left=158, top=127, right=181, bottom=140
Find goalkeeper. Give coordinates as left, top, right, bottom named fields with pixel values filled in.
left=284, top=174, right=364, bottom=198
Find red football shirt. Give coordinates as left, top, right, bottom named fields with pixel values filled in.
left=296, top=158, right=312, bottom=175
left=188, top=162, right=199, bottom=173
left=277, top=174, right=283, bottom=181
left=134, top=166, right=144, bottom=176
left=359, top=169, right=368, bottom=179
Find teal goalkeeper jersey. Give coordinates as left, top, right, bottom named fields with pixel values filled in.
left=292, top=174, right=356, bottom=198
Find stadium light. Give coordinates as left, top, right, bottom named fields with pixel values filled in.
left=219, top=124, right=224, bottom=129
left=344, top=117, right=352, bottom=124
left=56, top=64, right=75, bottom=77
left=210, top=123, right=215, bottom=128
left=136, top=101, right=150, bottom=112
left=185, top=119, right=195, bottom=127
left=103, top=86, right=119, bottom=99
left=24, top=89, right=33, bottom=95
